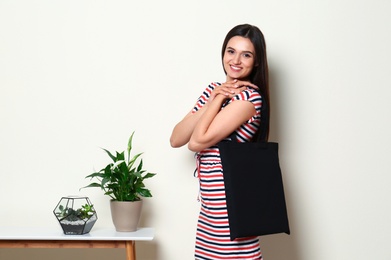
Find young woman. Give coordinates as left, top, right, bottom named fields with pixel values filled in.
left=170, top=24, right=269, bottom=260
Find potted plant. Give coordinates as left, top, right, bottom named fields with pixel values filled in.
left=53, top=196, right=97, bottom=235
left=81, top=132, right=156, bottom=232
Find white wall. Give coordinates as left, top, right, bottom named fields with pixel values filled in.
left=1, top=0, right=391, bottom=259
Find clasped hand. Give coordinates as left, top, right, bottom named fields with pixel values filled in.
left=209, top=79, right=258, bottom=102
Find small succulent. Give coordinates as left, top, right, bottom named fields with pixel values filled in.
left=56, top=204, right=95, bottom=221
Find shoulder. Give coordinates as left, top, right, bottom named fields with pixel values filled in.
left=198, top=82, right=221, bottom=98
left=229, top=88, right=263, bottom=114
left=233, top=88, right=262, bottom=103
left=201, top=82, right=221, bottom=93
left=208, top=82, right=221, bottom=91
left=192, top=82, right=221, bottom=112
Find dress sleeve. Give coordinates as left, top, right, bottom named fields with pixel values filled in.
left=191, top=82, right=220, bottom=114
left=230, top=88, right=262, bottom=123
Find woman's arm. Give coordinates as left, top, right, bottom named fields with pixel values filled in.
left=169, top=104, right=209, bottom=148
left=170, top=80, right=257, bottom=149
left=188, top=94, right=256, bottom=152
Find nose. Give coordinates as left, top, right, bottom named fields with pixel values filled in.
left=232, top=54, right=241, bottom=64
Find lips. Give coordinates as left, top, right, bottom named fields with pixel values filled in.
left=230, top=65, right=241, bottom=71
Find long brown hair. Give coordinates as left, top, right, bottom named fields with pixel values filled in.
left=221, top=24, right=270, bottom=140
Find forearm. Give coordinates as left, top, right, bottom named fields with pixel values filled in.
left=170, top=104, right=208, bottom=148
left=171, top=81, right=253, bottom=150
left=188, top=95, right=256, bottom=152
left=188, top=95, right=226, bottom=151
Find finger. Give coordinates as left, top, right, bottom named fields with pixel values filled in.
left=234, top=80, right=258, bottom=90
left=221, top=80, right=239, bottom=88
left=215, top=86, right=234, bottom=96
left=218, top=84, right=236, bottom=94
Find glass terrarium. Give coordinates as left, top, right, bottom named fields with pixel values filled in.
left=53, top=196, right=98, bottom=235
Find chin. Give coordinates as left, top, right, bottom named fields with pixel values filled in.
left=228, top=75, right=247, bottom=81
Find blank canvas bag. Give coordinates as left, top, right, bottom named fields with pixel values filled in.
left=218, top=99, right=290, bottom=240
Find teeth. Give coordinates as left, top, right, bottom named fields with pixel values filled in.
left=231, top=65, right=240, bottom=70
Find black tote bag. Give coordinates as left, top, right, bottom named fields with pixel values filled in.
left=218, top=100, right=290, bottom=240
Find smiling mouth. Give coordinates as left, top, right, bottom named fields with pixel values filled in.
left=230, top=65, right=241, bottom=71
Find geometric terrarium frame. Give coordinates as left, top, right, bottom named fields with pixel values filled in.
left=53, top=196, right=97, bottom=235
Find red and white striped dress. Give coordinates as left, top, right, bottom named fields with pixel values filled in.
left=193, top=82, right=263, bottom=260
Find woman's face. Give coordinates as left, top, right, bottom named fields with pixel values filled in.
left=223, top=36, right=256, bottom=81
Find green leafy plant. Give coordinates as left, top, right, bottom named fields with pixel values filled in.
left=81, top=132, right=156, bottom=201
left=56, top=204, right=95, bottom=221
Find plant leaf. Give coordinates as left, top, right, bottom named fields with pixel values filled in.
left=85, top=171, right=105, bottom=179
left=143, top=173, right=156, bottom=179
left=137, top=159, right=143, bottom=172
left=116, top=151, right=125, bottom=161
left=112, top=160, right=126, bottom=169
left=102, top=148, right=117, bottom=162
left=128, top=153, right=143, bottom=169
left=80, top=183, right=101, bottom=189
left=127, top=131, right=135, bottom=164
left=137, top=188, right=152, bottom=197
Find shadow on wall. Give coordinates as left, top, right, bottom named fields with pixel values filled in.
left=260, top=66, right=302, bottom=260
left=261, top=232, right=300, bottom=259
left=260, top=179, right=301, bottom=259
left=135, top=240, right=159, bottom=260
left=135, top=199, right=158, bottom=259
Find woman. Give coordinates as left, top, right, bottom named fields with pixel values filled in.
left=170, top=24, right=269, bottom=260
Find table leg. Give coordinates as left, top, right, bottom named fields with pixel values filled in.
left=125, top=240, right=135, bottom=260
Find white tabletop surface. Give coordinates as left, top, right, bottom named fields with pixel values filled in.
left=0, top=227, right=154, bottom=241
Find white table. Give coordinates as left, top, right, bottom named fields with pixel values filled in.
left=0, top=227, right=154, bottom=260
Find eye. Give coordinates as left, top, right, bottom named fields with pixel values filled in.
left=226, top=49, right=235, bottom=54
left=243, top=53, right=253, bottom=58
